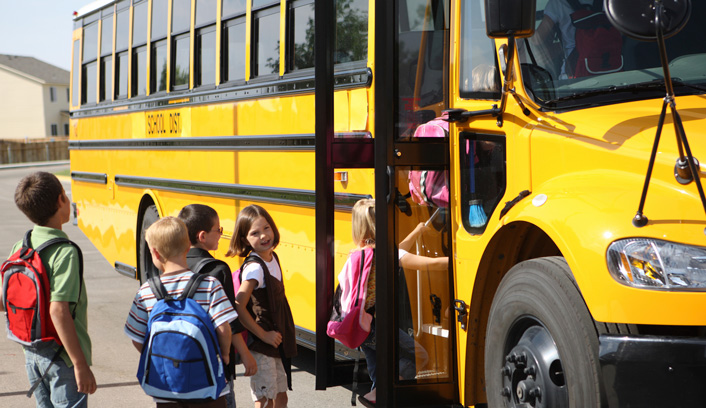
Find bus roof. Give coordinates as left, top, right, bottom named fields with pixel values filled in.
left=74, top=0, right=115, bottom=20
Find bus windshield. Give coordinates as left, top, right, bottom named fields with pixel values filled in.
left=518, top=1, right=706, bottom=110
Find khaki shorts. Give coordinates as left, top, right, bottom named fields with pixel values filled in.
left=249, top=351, right=288, bottom=401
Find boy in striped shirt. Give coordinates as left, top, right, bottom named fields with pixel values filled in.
left=124, top=216, right=237, bottom=407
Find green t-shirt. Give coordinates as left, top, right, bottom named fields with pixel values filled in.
left=11, top=226, right=92, bottom=367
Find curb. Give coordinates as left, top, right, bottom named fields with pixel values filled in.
left=0, top=160, right=69, bottom=170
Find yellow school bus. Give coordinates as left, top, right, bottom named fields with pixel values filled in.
left=70, top=0, right=706, bottom=406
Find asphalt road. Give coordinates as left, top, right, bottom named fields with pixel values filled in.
left=0, top=163, right=355, bottom=408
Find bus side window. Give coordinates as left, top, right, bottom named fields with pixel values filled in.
left=82, top=17, right=99, bottom=105
left=115, top=4, right=130, bottom=100
left=289, top=0, right=315, bottom=71
left=222, top=0, right=247, bottom=84
left=195, top=0, right=217, bottom=87
left=460, top=133, right=506, bottom=233
left=151, top=0, right=169, bottom=94
left=99, top=10, right=113, bottom=102
left=252, top=1, right=281, bottom=78
left=132, top=0, right=148, bottom=97
left=334, top=0, right=368, bottom=64
left=172, top=0, right=192, bottom=90
left=459, top=1, right=501, bottom=100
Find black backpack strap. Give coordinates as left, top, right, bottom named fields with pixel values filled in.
left=181, top=273, right=207, bottom=300
left=192, top=257, right=222, bottom=275
left=239, top=254, right=268, bottom=283
left=148, top=275, right=169, bottom=301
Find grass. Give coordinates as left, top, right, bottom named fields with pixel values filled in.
left=54, top=169, right=71, bottom=177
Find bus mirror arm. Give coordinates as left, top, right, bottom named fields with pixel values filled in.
left=442, top=36, right=521, bottom=127
left=632, top=2, right=706, bottom=227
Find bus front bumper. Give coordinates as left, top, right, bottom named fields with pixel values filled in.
left=600, top=334, right=706, bottom=406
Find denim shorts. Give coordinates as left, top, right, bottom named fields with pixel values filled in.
left=24, top=344, right=87, bottom=408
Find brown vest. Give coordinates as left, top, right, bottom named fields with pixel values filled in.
left=244, top=253, right=297, bottom=359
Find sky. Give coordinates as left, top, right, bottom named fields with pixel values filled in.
left=0, top=1, right=90, bottom=71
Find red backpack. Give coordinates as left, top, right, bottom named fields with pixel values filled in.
left=568, top=0, right=623, bottom=77
left=408, top=117, right=450, bottom=208
left=1, top=230, right=83, bottom=346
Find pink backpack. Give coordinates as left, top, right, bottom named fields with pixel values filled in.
left=408, top=117, right=450, bottom=208
left=327, top=247, right=374, bottom=349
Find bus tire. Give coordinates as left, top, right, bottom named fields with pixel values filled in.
left=485, top=256, right=602, bottom=408
left=138, top=204, right=160, bottom=284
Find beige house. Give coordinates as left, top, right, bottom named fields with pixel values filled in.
left=0, top=54, right=70, bottom=139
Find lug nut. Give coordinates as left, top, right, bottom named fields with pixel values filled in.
left=524, top=366, right=536, bottom=376
left=501, top=365, right=511, bottom=377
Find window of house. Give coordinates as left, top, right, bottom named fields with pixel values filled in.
left=50, top=87, right=56, bottom=102
left=252, top=2, right=280, bottom=77
left=222, top=0, right=246, bottom=83
left=51, top=124, right=58, bottom=136
left=64, top=124, right=70, bottom=136
left=172, top=0, right=192, bottom=90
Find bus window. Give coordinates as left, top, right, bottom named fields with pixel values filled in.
left=459, top=133, right=506, bottom=233
left=289, top=0, right=315, bottom=71
left=99, top=10, right=113, bottom=102
left=459, top=0, right=500, bottom=99
left=222, top=18, right=246, bottom=83
left=172, top=0, right=192, bottom=90
left=196, top=0, right=217, bottom=87
left=253, top=3, right=280, bottom=77
left=396, top=0, right=449, bottom=140
left=115, top=4, right=129, bottom=100
left=82, top=18, right=98, bottom=105
left=72, top=39, right=80, bottom=106
left=335, top=0, right=368, bottom=64
left=196, top=0, right=216, bottom=27
left=132, top=1, right=148, bottom=97
left=151, top=0, right=169, bottom=94
left=197, top=26, right=217, bottom=87
left=222, top=0, right=246, bottom=17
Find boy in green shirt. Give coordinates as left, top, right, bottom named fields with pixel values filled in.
left=4, top=172, right=96, bottom=407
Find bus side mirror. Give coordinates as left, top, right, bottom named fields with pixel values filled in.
left=485, top=0, right=536, bottom=39
left=605, top=0, right=690, bottom=41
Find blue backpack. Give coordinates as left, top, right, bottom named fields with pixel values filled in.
left=137, top=273, right=226, bottom=401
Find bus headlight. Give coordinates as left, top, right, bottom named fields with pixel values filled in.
left=607, top=238, right=706, bottom=290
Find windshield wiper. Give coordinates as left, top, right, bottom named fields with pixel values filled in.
left=542, top=79, right=668, bottom=105
left=542, top=78, right=706, bottom=107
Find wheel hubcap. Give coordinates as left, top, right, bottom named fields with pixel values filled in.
left=500, top=325, right=567, bottom=407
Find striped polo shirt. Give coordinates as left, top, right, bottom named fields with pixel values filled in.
left=124, top=271, right=237, bottom=343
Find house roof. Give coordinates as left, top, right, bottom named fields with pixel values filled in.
left=0, top=54, right=69, bottom=85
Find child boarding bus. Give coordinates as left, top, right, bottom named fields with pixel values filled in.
left=69, top=0, right=706, bottom=406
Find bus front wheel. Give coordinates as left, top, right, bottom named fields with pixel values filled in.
left=485, top=257, right=603, bottom=407
left=138, top=204, right=160, bottom=284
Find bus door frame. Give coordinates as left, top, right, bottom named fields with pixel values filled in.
left=374, top=1, right=457, bottom=406
left=314, top=0, right=374, bottom=391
